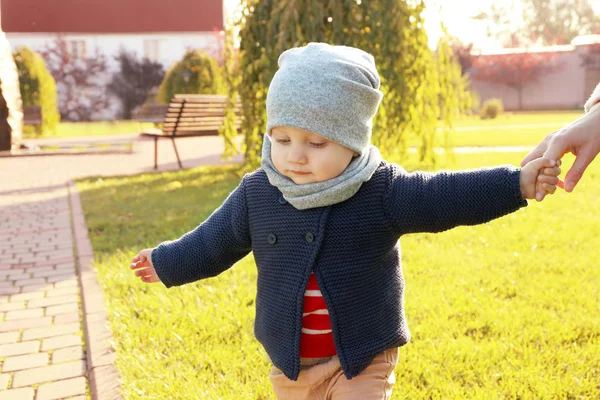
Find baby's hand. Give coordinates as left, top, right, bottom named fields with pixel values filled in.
left=535, top=158, right=562, bottom=201
left=520, top=157, right=561, bottom=201
left=130, top=248, right=161, bottom=283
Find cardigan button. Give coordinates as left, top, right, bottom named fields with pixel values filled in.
left=305, top=232, right=314, bottom=243
left=267, top=234, right=277, bottom=245
left=278, top=196, right=287, bottom=205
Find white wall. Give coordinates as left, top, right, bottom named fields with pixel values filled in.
left=6, top=32, right=221, bottom=71
left=469, top=43, right=594, bottom=111
left=5, top=32, right=221, bottom=120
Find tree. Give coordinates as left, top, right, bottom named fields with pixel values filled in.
left=474, top=0, right=600, bottom=47
left=38, top=37, right=109, bottom=121
left=13, top=46, right=60, bottom=136
left=471, top=50, right=564, bottom=109
left=107, top=48, right=165, bottom=119
left=157, top=50, right=224, bottom=104
left=449, top=37, right=474, bottom=76
left=523, top=0, right=600, bottom=45
left=580, top=43, right=600, bottom=69
left=222, top=0, right=469, bottom=170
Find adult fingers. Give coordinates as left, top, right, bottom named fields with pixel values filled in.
left=564, top=147, right=597, bottom=192
left=541, top=134, right=569, bottom=163
left=528, top=156, right=557, bottom=171
left=521, top=139, right=549, bottom=167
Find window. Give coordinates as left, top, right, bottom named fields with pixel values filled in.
left=144, top=39, right=163, bottom=62
left=67, top=40, right=86, bottom=61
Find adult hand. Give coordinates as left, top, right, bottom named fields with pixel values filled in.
left=521, top=105, right=600, bottom=194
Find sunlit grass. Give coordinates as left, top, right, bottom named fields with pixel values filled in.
left=27, top=111, right=583, bottom=147
left=77, top=150, right=600, bottom=399
left=23, top=120, right=156, bottom=139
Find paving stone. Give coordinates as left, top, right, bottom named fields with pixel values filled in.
left=19, top=284, right=51, bottom=293
left=27, top=295, right=79, bottom=308
left=11, top=360, right=86, bottom=387
left=41, top=334, right=81, bottom=351
left=46, top=274, right=78, bottom=284
left=5, top=308, right=44, bottom=321
left=0, top=372, right=10, bottom=390
left=2, top=352, right=49, bottom=372
left=45, top=287, right=79, bottom=298
left=0, top=331, right=19, bottom=344
left=46, top=303, right=78, bottom=316
left=9, top=291, right=44, bottom=302
left=33, top=269, right=75, bottom=279
left=36, top=376, right=87, bottom=400
left=14, top=278, right=46, bottom=287
left=0, top=340, right=40, bottom=357
left=0, top=387, right=35, bottom=400
left=0, top=301, right=25, bottom=312
left=22, top=322, right=80, bottom=341
left=53, top=279, right=78, bottom=289
left=53, top=312, right=80, bottom=325
left=52, top=345, right=84, bottom=364
left=0, top=287, right=20, bottom=296
left=0, top=317, right=52, bottom=333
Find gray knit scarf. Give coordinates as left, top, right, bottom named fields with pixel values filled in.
left=261, top=134, right=382, bottom=210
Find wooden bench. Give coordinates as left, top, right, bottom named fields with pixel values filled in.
left=23, top=105, right=42, bottom=126
left=139, top=94, right=242, bottom=169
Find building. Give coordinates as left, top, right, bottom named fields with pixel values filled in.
left=0, top=0, right=226, bottom=119
left=469, top=35, right=600, bottom=111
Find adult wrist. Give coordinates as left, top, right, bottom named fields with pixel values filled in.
left=584, top=83, right=600, bottom=113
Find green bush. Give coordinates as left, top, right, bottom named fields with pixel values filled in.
left=469, top=90, right=481, bottom=115
left=480, top=98, right=503, bottom=120
left=157, top=50, right=224, bottom=104
left=13, top=46, right=60, bottom=135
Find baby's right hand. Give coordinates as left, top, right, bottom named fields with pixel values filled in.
left=130, top=248, right=161, bottom=283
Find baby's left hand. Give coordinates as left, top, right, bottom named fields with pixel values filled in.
left=520, top=157, right=561, bottom=201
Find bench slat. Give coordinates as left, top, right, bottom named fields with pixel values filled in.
left=136, top=94, right=243, bottom=169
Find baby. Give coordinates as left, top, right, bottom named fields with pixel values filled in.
left=131, top=43, right=560, bottom=399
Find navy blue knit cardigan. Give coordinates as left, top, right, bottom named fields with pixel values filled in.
left=152, top=161, right=527, bottom=380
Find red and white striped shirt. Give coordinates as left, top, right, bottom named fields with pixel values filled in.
left=300, top=272, right=336, bottom=358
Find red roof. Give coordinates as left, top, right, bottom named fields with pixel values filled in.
left=1, top=0, right=223, bottom=33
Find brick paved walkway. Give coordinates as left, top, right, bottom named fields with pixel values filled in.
left=0, top=135, right=242, bottom=399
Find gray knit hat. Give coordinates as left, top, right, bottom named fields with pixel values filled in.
left=266, top=43, right=383, bottom=155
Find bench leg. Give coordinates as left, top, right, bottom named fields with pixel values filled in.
left=153, top=136, right=158, bottom=169
left=171, top=137, right=183, bottom=169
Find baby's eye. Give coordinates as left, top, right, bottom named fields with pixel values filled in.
left=275, top=138, right=290, bottom=144
left=310, top=142, right=327, bottom=148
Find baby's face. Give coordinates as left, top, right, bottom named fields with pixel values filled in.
left=270, top=126, right=357, bottom=184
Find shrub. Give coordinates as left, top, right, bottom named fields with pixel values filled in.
left=157, top=50, right=224, bottom=104
left=480, top=98, right=503, bottom=119
left=13, top=46, right=60, bottom=135
left=39, top=37, right=109, bottom=121
left=107, top=48, right=165, bottom=119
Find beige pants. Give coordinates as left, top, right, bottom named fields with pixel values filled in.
left=269, top=347, right=399, bottom=400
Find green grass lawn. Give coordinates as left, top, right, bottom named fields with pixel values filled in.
left=23, top=120, right=156, bottom=139
left=77, top=150, right=600, bottom=399
left=413, top=110, right=584, bottom=148
left=28, top=110, right=584, bottom=147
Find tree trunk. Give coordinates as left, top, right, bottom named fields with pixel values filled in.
left=0, top=83, right=12, bottom=151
